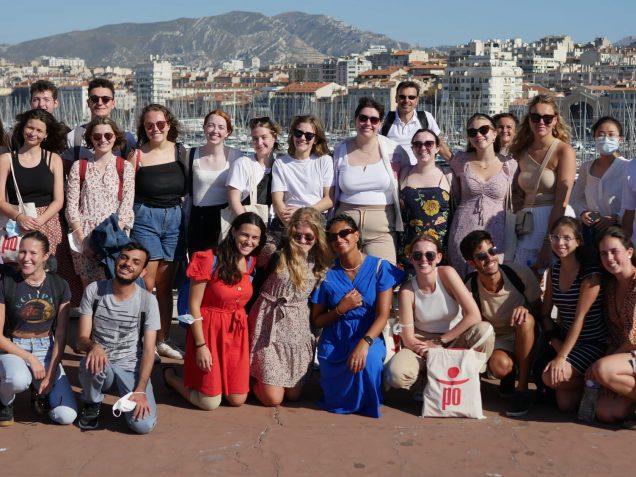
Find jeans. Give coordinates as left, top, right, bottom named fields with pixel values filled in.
left=79, top=358, right=157, bottom=434
left=0, top=336, right=77, bottom=425
left=131, top=202, right=185, bottom=261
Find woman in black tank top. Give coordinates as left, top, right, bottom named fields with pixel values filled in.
left=130, top=104, right=186, bottom=360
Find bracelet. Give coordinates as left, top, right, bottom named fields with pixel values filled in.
left=131, top=391, right=146, bottom=395
left=195, top=342, right=207, bottom=348
left=335, top=304, right=344, bottom=316
left=14, top=212, right=23, bottom=221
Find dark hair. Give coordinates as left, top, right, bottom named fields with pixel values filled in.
left=354, top=97, right=385, bottom=121
left=591, top=116, right=623, bottom=137
left=550, top=216, right=585, bottom=264
left=88, top=77, right=115, bottom=97
left=396, top=80, right=421, bottom=96
left=492, top=112, right=519, bottom=127
left=119, top=242, right=150, bottom=268
left=466, top=113, right=501, bottom=154
left=287, top=115, right=330, bottom=157
left=249, top=116, right=282, bottom=151
left=411, top=128, right=440, bottom=146
left=11, top=109, right=67, bottom=153
left=460, top=230, right=494, bottom=261
left=20, top=230, right=50, bottom=254
left=137, top=104, right=180, bottom=144
left=597, top=226, right=636, bottom=266
left=84, top=116, right=126, bottom=152
left=0, top=118, right=7, bottom=149
left=30, top=80, right=59, bottom=101
left=326, top=214, right=361, bottom=250
left=216, top=212, right=267, bottom=285
left=204, top=109, right=233, bottom=136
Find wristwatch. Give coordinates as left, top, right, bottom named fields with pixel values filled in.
left=362, top=335, right=373, bottom=346
left=438, top=336, right=450, bottom=348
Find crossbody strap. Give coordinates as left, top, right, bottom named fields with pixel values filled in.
left=9, top=151, right=25, bottom=210
left=525, top=139, right=559, bottom=209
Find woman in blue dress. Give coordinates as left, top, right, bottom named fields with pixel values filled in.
left=311, top=214, right=405, bottom=418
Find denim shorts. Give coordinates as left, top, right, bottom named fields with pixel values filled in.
left=12, top=336, right=53, bottom=367
left=131, top=202, right=185, bottom=261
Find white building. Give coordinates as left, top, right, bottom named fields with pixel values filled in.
left=40, top=56, right=86, bottom=68
left=135, top=57, right=173, bottom=106
left=336, top=56, right=373, bottom=86
left=251, top=57, right=261, bottom=70
left=221, top=59, right=244, bottom=71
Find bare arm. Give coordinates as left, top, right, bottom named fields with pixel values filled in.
left=227, top=187, right=246, bottom=216
left=188, top=280, right=207, bottom=346
left=311, top=186, right=334, bottom=213
left=396, top=283, right=421, bottom=351
left=0, top=153, right=20, bottom=219
left=134, top=328, right=157, bottom=393
left=272, top=191, right=291, bottom=223
left=439, top=266, right=482, bottom=343
left=438, top=137, right=452, bottom=163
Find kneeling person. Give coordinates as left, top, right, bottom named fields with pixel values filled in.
left=77, top=243, right=159, bottom=433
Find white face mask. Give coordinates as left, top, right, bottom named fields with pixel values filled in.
left=595, top=137, right=620, bottom=156
left=177, top=314, right=202, bottom=326
left=112, top=392, right=138, bottom=417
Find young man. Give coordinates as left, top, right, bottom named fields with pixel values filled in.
left=460, top=230, right=541, bottom=417
left=29, top=80, right=60, bottom=114
left=76, top=243, right=159, bottom=433
left=380, top=80, right=452, bottom=163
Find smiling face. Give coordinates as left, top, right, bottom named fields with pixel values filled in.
left=355, top=106, right=382, bottom=139
left=467, top=117, right=496, bottom=152
left=143, top=110, right=170, bottom=145
left=233, top=223, right=262, bottom=257
left=251, top=126, right=276, bottom=159
left=291, top=223, right=316, bottom=255
left=90, top=124, right=116, bottom=155
left=204, top=114, right=230, bottom=145
left=293, top=122, right=316, bottom=157
left=496, top=117, right=516, bottom=147
left=327, top=220, right=359, bottom=257
left=411, top=130, right=439, bottom=164
left=468, top=240, right=500, bottom=276
left=22, top=118, right=47, bottom=147
left=599, top=236, right=634, bottom=276
left=18, top=238, right=49, bottom=277
left=529, top=102, right=556, bottom=139
left=549, top=223, right=580, bottom=259
left=87, top=86, right=115, bottom=118
left=114, top=249, right=147, bottom=285
left=409, top=239, right=441, bottom=275
left=396, top=86, right=419, bottom=117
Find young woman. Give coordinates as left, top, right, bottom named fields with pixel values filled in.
left=493, top=112, right=518, bottom=157
left=385, top=235, right=494, bottom=393
left=541, top=217, right=607, bottom=412
left=249, top=207, right=330, bottom=406
left=0, top=232, right=76, bottom=426
left=66, top=117, right=135, bottom=287
left=332, top=97, right=403, bottom=264
left=130, top=104, right=186, bottom=360
left=447, top=113, right=517, bottom=276
left=510, top=94, right=576, bottom=272
left=399, top=128, right=452, bottom=266
left=163, top=212, right=266, bottom=410
left=589, top=227, right=636, bottom=424
left=185, top=109, right=242, bottom=253
left=310, top=215, right=405, bottom=418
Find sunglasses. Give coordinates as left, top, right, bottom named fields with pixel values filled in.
left=412, top=140, right=436, bottom=149
left=473, top=246, right=498, bottom=262
left=398, top=94, right=418, bottom=101
left=293, top=129, right=316, bottom=141
left=467, top=125, right=493, bottom=138
left=89, top=95, right=113, bottom=105
left=357, top=114, right=381, bottom=125
left=529, top=113, right=556, bottom=124
left=91, top=132, right=114, bottom=142
left=145, top=121, right=167, bottom=132
left=327, top=228, right=355, bottom=242
left=293, top=232, right=315, bottom=244
left=411, top=251, right=437, bottom=262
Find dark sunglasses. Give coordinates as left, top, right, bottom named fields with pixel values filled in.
left=411, top=251, right=437, bottom=262
left=327, top=228, right=355, bottom=242
left=91, top=132, right=114, bottom=142
left=467, top=125, right=492, bottom=138
left=473, top=246, right=498, bottom=262
left=144, top=121, right=167, bottom=132
left=412, top=140, right=436, bottom=149
left=357, top=114, right=381, bottom=125
left=529, top=113, right=555, bottom=124
left=398, top=94, right=418, bottom=100
left=293, top=232, right=315, bottom=244
left=293, top=129, right=316, bottom=141
left=89, top=95, right=113, bottom=105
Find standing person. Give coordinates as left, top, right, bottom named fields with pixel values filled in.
left=76, top=243, right=159, bottom=433
left=130, top=104, right=186, bottom=360
left=447, top=113, right=517, bottom=277
left=540, top=217, right=607, bottom=412
left=510, top=94, right=576, bottom=272
left=380, top=80, right=451, bottom=163
left=310, top=215, right=405, bottom=418
left=0, top=232, right=76, bottom=427
left=163, top=212, right=266, bottom=410
left=493, top=113, right=518, bottom=157
left=249, top=207, right=331, bottom=406
left=65, top=117, right=135, bottom=287
left=589, top=227, right=636, bottom=424
left=398, top=128, right=452, bottom=266
left=332, top=97, right=403, bottom=264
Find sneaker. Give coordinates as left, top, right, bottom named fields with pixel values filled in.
left=0, top=401, right=14, bottom=427
left=506, top=391, right=531, bottom=417
left=78, top=402, right=101, bottom=430
left=498, top=373, right=516, bottom=398
left=156, top=340, right=184, bottom=360
left=33, top=394, right=51, bottom=416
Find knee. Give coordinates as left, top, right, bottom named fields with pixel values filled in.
left=2, top=366, right=32, bottom=394
left=128, top=416, right=156, bottom=435
left=49, top=406, right=77, bottom=426
left=257, top=390, right=283, bottom=407
left=591, top=359, right=613, bottom=386
left=541, top=371, right=555, bottom=389
left=189, top=390, right=221, bottom=411
left=383, top=354, right=418, bottom=390
left=516, top=314, right=535, bottom=334
left=488, top=352, right=514, bottom=379
left=225, top=394, right=247, bottom=407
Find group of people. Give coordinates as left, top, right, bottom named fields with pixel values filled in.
left=0, top=77, right=635, bottom=434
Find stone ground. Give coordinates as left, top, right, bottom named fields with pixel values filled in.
left=0, top=321, right=632, bottom=477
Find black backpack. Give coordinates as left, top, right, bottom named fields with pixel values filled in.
left=380, top=110, right=429, bottom=137
left=465, top=264, right=526, bottom=313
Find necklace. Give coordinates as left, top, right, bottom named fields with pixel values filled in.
left=25, top=273, right=46, bottom=288
left=341, top=251, right=364, bottom=271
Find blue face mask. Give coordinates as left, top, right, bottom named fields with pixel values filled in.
left=177, top=314, right=202, bottom=326
left=4, top=219, right=21, bottom=238
left=595, top=137, right=620, bottom=156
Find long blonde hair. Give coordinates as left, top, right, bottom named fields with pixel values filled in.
left=276, top=207, right=331, bottom=289
left=509, top=94, right=571, bottom=158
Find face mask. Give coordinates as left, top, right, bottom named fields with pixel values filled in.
left=177, top=314, right=202, bottom=326
left=112, top=392, right=138, bottom=417
left=595, top=137, right=620, bottom=156
left=4, top=219, right=20, bottom=238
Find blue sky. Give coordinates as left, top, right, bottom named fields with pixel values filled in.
left=0, top=0, right=634, bottom=46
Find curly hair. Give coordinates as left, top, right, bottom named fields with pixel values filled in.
left=136, top=104, right=180, bottom=144
left=11, top=109, right=67, bottom=153
left=84, top=116, right=126, bottom=152
left=287, top=115, right=331, bottom=157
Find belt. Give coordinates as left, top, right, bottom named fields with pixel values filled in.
left=206, top=306, right=246, bottom=335
left=260, top=291, right=308, bottom=346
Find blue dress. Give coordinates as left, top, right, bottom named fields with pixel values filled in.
left=311, top=255, right=405, bottom=418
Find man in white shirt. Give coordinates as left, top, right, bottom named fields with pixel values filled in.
left=381, top=80, right=452, bottom=164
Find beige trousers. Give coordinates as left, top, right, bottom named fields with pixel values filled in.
left=336, top=203, right=397, bottom=264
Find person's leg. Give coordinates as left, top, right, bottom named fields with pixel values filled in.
left=513, top=315, right=535, bottom=391
left=284, top=385, right=303, bottom=402
left=596, top=390, right=636, bottom=423
left=488, top=349, right=515, bottom=380
left=253, top=381, right=285, bottom=407
left=225, top=393, right=248, bottom=407
left=383, top=347, right=423, bottom=390
left=0, top=354, right=32, bottom=406
left=163, top=367, right=221, bottom=411
left=47, top=364, right=78, bottom=425
left=542, top=362, right=583, bottom=412
left=452, top=322, right=495, bottom=360
left=593, top=353, right=636, bottom=400
left=112, top=365, right=157, bottom=434
left=78, top=357, right=115, bottom=405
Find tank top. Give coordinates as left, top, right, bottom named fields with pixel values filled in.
left=134, top=149, right=186, bottom=208
left=412, top=273, right=462, bottom=334
left=338, top=155, right=393, bottom=205
left=191, top=147, right=230, bottom=207
left=6, top=150, right=54, bottom=207
left=517, top=139, right=559, bottom=208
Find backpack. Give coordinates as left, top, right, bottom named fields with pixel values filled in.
left=380, top=110, right=429, bottom=137
left=135, top=142, right=186, bottom=173
left=465, top=264, right=526, bottom=314
left=79, top=156, right=126, bottom=202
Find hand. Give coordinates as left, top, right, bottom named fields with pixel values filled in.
left=594, top=216, right=616, bottom=231
left=580, top=211, right=596, bottom=226
left=129, top=392, right=151, bottom=421
left=280, top=207, right=295, bottom=223
left=38, top=374, right=53, bottom=395
left=86, top=343, right=109, bottom=374
left=195, top=345, right=213, bottom=372
left=28, top=355, right=46, bottom=380
left=419, top=339, right=442, bottom=354
left=337, top=289, right=363, bottom=314
left=348, top=340, right=369, bottom=373
left=510, top=306, right=530, bottom=327
left=16, top=214, right=39, bottom=231
left=409, top=341, right=429, bottom=357
left=544, top=355, right=568, bottom=385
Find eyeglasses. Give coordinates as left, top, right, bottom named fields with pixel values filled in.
left=91, top=132, right=114, bottom=142
left=467, top=125, right=493, bottom=138
left=88, top=95, right=113, bottom=105
left=293, top=232, right=316, bottom=244
left=293, top=129, right=316, bottom=141
left=398, top=94, right=418, bottom=101
left=549, top=234, right=575, bottom=243
left=473, top=246, right=498, bottom=262
left=412, top=140, right=436, bottom=149
left=144, top=121, right=167, bottom=132
left=529, top=113, right=556, bottom=125
left=411, top=251, right=437, bottom=262
left=249, top=116, right=271, bottom=128
left=327, top=228, right=355, bottom=242
left=357, top=114, right=381, bottom=125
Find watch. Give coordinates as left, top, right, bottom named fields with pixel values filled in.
left=362, top=335, right=373, bottom=346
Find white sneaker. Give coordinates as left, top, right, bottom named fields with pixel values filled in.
left=156, top=341, right=184, bottom=360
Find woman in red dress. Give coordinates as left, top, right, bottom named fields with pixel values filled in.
left=164, top=212, right=266, bottom=410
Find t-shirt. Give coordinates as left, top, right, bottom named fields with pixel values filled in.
left=226, top=155, right=267, bottom=201
left=0, top=273, right=71, bottom=335
left=271, top=154, right=334, bottom=209
left=62, top=125, right=136, bottom=162
left=469, top=263, right=541, bottom=337
left=79, top=280, right=160, bottom=371
left=386, top=110, right=441, bottom=166
left=622, top=158, right=636, bottom=238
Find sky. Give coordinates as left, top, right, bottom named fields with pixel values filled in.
left=0, top=0, right=634, bottom=47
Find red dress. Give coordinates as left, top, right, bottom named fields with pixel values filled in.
left=183, top=250, right=255, bottom=396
